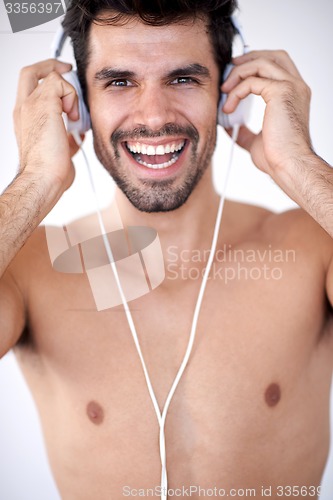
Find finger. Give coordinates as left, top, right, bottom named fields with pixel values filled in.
left=14, top=63, right=73, bottom=148
left=233, top=50, right=302, bottom=79
left=222, top=76, right=279, bottom=112
left=27, top=71, right=79, bottom=120
left=16, top=59, right=72, bottom=109
left=221, top=57, right=295, bottom=93
left=61, top=82, right=80, bottom=121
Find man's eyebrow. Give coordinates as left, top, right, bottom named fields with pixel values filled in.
left=166, top=64, right=211, bottom=80
left=93, top=64, right=211, bottom=83
left=94, top=68, right=136, bottom=82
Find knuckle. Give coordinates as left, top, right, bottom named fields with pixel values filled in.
left=247, top=76, right=257, bottom=85
left=253, top=56, right=264, bottom=66
left=45, top=71, right=68, bottom=91
left=277, top=49, right=289, bottom=58
left=45, top=70, right=60, bottom=81
left=19, top=65, right=33, bottom=78
left=40, top=71, right=62, bottom=92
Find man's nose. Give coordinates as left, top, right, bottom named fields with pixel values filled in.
left=132, top=85, right=177, bottom=131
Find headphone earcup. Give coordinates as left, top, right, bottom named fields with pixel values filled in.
left=218, top=64, right=252, bottom=128
left=62, top=71, right=91, bottom=134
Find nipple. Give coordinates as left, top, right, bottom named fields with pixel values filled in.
left=264, top=383, right=281, bottom=407
left=86, top=401, right=104, bottom=425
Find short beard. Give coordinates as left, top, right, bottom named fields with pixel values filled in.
left=93, top=123, right=216, bottom=213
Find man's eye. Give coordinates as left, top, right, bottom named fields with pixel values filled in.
left=171, top=77, right=195, bottom=85
left=107, top=79, right=132, bottom=88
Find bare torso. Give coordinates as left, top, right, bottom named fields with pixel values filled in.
left=12, top=200, right=333, bottom=499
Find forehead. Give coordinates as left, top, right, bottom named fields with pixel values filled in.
left=87, top=15, right=216, bottom=72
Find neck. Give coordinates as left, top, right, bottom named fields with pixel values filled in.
left=114, top=168, right=220, bottom=254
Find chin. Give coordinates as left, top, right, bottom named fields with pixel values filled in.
left=113, top=167, right=205, bottom=213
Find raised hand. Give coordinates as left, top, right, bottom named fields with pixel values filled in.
left=13, top=58, right=81, bottom=192
left=221, top=50, right=312, bottom=177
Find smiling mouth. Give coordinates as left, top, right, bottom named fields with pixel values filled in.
left=125, top=139, right=186, bottom=169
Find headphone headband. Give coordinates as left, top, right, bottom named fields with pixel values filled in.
left=51, top=24, right=67, bottom=59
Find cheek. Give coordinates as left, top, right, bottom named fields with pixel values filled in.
left=180, top=89, right=219, bottom=124
left=89, top=92, right=128, bottom=136
left=186, top=99, right=219, bottom=139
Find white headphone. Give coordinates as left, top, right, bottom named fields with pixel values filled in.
left=51, top=15, right=252, bottom=133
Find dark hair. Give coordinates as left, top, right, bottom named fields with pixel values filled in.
left=62, top=0, right=238, bottom=106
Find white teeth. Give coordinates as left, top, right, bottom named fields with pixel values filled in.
left=126, top=140, right=186, bottom=170
left=137, top=157, right=178, bottom=169
left=127, top=140, right=185, bottom=156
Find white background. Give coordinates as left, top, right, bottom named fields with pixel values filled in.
left=0, top=0, right=332, bottom=498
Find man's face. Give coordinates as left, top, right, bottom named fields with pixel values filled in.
left=86, top=15, right=220, bottom=212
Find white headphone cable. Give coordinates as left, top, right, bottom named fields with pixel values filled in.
left=71, top=131, right=162, bottom=425
left=72, top=125, right=239, bottom=499
left=158, top=124, right=239, bottom=497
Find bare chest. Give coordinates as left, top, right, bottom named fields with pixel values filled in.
left=16, top=258, right=333, bottom=496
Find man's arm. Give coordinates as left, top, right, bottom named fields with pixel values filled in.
left=272, top=153, right=333, bottom=239
left=222, top=50, right=333, bottom=315
left=0, top=59, right=79, bottom=355
left=0, top=171, right=61, bottom=277
left=221, top=50, right=333, bottom=238
left=0, top=171, right=59, bottom=357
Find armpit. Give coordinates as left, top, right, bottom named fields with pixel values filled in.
left=15, top=324, right=35, bottom=351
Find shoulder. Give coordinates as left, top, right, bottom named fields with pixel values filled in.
left=7, top=225, right=50, bottom=295
left=224, top=199, right=333, bottom=265
left=9, top=225, right=48, bottom=269
left=223, top=199, right=273, bottom=242
left=12, top=225, right=49, bottom=262
left=262, top=207, right=333, bottom=266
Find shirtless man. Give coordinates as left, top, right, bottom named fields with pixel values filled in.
left=1, top=0, right=333, bottom=498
